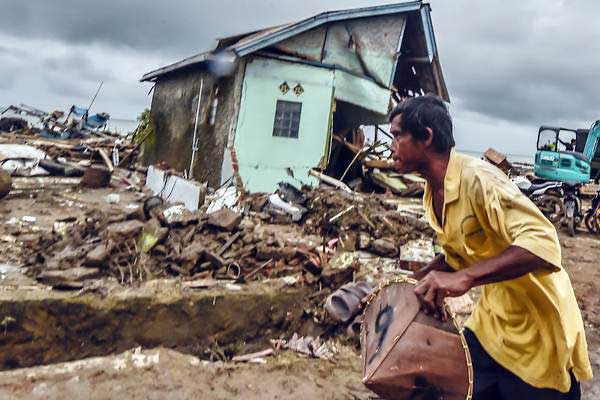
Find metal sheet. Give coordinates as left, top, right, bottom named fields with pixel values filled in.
left=333, top=70, right=390, bottom=115
left=323, top=15, right=407, bottom=87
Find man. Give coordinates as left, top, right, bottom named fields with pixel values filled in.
left=389, top=95, right=592, bottom=399
left=559, top=137, right=577, bottom=151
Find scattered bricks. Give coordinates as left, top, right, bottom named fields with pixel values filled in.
left=82, top=166, right=111, bottom=188
left=84, top=243, right=113, bottom=268
left=178, top=242, right=205, bottom=264
left=207, top=209, right=242, bottom=231
left=369, top=238, right=398, bottom=258
left=238, top=218, right=255, bottom=231
left=107, top=220, right=144, bottom=239
left=202, top=251, right=226, bottom=268
left=399, top=239, right=435, bottom=272
left=255, top=244, right=296, bottom=261
left=320, top=252, right=357, bottom=287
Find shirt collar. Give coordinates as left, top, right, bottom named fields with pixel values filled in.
left=423, top=148, right=463, bottom=231
left=443, top=147, right=463, bottom=205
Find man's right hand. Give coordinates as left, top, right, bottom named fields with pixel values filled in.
left=410, top=253, right=452, bottom=280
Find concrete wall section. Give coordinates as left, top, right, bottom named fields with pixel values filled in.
left=234, top=56, right=334, bottom=193
left=145, top=63, right=245, bottom=188
left=145, top=70, right=214, bottom=178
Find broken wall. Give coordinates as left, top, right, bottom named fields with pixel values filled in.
left=143, top=63, right=245, bottom=187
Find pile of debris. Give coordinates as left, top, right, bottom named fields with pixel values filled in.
left=323, top=130, right=426, bottom=196
left=15, top=183, right=433, bottom=290
left=1, top=104, right=113, bottom=139
left=0, top=104, right=147, bottom=197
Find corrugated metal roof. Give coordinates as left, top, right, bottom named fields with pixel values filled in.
left=140, top=1, right=426, bottom=82
left=140, top=52, right=209, bottom=82
left=229, top=1, right=423, bottom=57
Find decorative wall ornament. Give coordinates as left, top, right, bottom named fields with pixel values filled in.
left=279, top=81, right=290, bottom=94
left=293, top=83, right=304, bottom=96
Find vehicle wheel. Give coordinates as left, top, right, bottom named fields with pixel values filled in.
left=565, top=201, right=576, bottom=236
left=568, top=214, right=576, bottom=236
left=584, top=211, right=598, bottom=234
left=537, top=195, right=563, bottom=224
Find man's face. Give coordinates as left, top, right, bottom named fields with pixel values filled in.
left=390, top=114, right=428, bottom=173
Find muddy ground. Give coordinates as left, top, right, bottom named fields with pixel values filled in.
left=560, top=230, right=600, bottom=399
left=0, top=228, right=596, bottom=400
left=0, top=182, right=598, bottom=399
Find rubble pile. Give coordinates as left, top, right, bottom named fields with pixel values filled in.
left=325, top=133, right=427, bottom=196
left=1, top=104, right=114, bottom=140
left=1, top=133, right=141, bottom=177
left=0, top=103, right=144, bottom=185
left=16, top=185, right=433, bottom=289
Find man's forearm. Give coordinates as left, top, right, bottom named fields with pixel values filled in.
left=459, top=245, right=555, bottom=287
left=413, top=245, right=557, bottom=320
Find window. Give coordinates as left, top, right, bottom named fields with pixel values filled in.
left=273, top=100, right=302, bottom=138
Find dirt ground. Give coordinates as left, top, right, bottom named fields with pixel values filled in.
left=559, top=230, right=600, bottom=399
left=0, top=228, right=596, bottom=400
left=1, top=184, right=599, bottom=399
left=0, top=347, right=374, bottom=400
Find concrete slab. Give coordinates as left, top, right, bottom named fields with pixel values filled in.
left=145, top=166, right=206, bottom=211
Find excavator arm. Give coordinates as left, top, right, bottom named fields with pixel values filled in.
left=584, top=120, right=600, bottom=162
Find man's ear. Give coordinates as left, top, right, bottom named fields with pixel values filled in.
left=423, top=127, right=434, bottom=148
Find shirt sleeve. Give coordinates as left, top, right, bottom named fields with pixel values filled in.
left=470, top=169, right=562, bottom=271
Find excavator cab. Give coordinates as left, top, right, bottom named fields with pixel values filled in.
left=534, top=121, right=600, bottom=183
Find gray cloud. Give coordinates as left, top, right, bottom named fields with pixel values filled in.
left=0, top=0, right=389, bottom=58
left=432, top=0, right=600, bottom=127
left=0, top=0, right=598, bottom=154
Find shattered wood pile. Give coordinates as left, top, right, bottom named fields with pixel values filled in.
left=0, top=132, right=141, bottom=177
left=325, top=132, right=426, bottom=196
left=17, top=186, right=433, bottom=289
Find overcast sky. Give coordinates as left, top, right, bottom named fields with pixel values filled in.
left=1, top=0, right=599, bottom=155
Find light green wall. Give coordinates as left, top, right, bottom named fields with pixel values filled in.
left=234, top=57, right=334, bottom=193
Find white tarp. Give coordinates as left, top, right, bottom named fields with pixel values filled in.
left=0, top=144, right=49, bottom=176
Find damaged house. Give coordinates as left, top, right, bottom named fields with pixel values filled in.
left=140, top=0, right=448, bottom=193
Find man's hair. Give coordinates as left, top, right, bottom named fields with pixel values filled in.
left=388, top=94, right=455, bottom=153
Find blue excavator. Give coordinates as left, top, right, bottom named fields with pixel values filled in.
left=533, top=121, right=600, bottom=236
left=534, top=121, right=600, bottom=183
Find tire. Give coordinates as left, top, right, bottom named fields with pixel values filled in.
left=584, top=210, right=598, bottom=234
left=537, top=195, right=564, bottom=224
left=568, top=214, right=576, bottom=236
left=565, top=200, right=576, bottom=237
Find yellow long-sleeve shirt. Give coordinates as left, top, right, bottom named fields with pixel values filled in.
left=423, top=149, right=593, bottom=392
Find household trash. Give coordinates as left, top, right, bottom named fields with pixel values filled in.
left=399, top=239, right=435, bottom=272
left=267, top=193, right=306, bottom=222
left=271, top=333, right=337, bottom=360
left=205, top=186, right=239, bottom=214
left=0, top=144, right=49, bottom=177
left=231, top=348, right=274, bottom=363
left=106, top=194, right=121, bottom=204
left=325, top=281, right=372, bottom=323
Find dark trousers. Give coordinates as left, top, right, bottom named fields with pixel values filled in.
left=464, top=328, right=581, bottom=400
